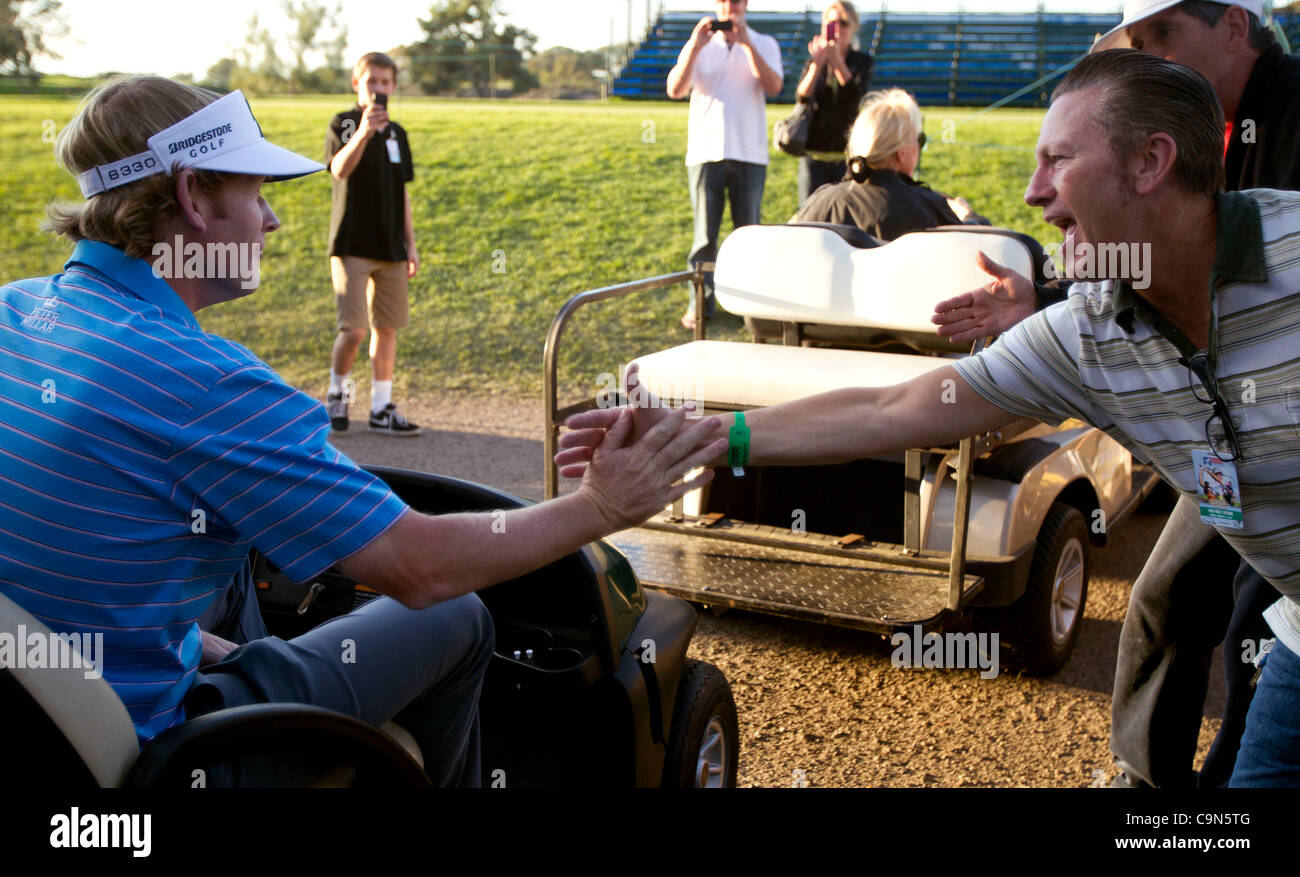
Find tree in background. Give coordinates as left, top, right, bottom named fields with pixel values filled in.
left=225, top=12, right=286, bottom=93
left=528, top=46, right=606, bottom=90
left=0, top=0, right=67, bottom=84
left=402, top=1, right=538, bottom=97
left=283, top=1, right=349, bottom=93
left=202, top=57, right=240, bottom=92
left=203, top=3, right=348, bottom=94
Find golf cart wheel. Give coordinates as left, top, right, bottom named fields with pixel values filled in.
left=1005, top=502, right=1090, bottom=676
left=661, top=659, right=738, bottom=788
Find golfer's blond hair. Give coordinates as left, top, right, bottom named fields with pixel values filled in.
left=847, top=88, right=922, bottom=169
left=45, top=75, right=228, bottom=259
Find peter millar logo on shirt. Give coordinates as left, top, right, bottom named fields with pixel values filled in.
left=21, top=296, right=60, bottom=333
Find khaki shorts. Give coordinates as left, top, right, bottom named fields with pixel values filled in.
left=331, top=255, right=410, bottom=332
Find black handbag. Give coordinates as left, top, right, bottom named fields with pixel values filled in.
left=774, top=101, right=814, bottom=157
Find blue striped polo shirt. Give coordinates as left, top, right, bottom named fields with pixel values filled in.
left=0, top=240, right=409, bottom=743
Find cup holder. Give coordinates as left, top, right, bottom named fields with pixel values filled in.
left=534, top=647, right=582, bottom=671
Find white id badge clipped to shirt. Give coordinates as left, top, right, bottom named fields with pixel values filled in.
left=386, top=136, right=401, bottom=164
left=1193, top=450, right=1244, bottom=529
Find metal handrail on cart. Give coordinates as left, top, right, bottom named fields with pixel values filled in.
left=542, top=264, right=988, bottom=614
left=543, top=265, right=710, bottom=500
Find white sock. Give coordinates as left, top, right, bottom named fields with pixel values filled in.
left=329, top=370, right=348, bottom=396
left=372, top=379, right=393, bottom=413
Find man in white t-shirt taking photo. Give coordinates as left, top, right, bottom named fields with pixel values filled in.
left=667, top=0, right=783, bottom=329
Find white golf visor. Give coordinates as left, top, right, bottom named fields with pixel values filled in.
left=77, top=90, right=324, bottom=197
left=1092, top=0, right=1264, bottom=53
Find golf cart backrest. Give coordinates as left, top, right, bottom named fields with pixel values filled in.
left=631, top=224, right=1045, bottom=410
left=716, top=224, right=1039, bottom=352
left=0, top=588, right=430, bottom=788
left=0, top=590, right=140, bottom=787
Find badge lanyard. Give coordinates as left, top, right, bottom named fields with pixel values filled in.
left=1192, top=274, right=1244, bottom=529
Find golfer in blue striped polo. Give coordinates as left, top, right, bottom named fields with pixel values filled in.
left=1, top=75, right=725, bottom=785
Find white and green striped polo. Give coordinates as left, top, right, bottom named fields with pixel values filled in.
left=953, top=189, right=1300, bottom=654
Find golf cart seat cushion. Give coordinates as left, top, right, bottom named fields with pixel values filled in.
left=0, top=591, right=139, bottom=788
left=632, top=340, right=957, bottom=409
left=380, top=721, right=423, bottom=769
left=713, top=224, right=1035, bottom=332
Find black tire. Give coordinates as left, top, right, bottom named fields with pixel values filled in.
left=661, top=659, right=739, bottom=788
left=1004, top=503, right=1090, bottom=676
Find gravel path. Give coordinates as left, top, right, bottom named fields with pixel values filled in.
left=332, top=390, right=1225, bottom=788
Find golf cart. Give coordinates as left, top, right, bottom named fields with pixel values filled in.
left=2, top=466, right=739, bottom=788
left=544, top=223, right=1161, bottom=675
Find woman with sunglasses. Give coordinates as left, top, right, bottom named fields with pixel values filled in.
left=795, top=2, right=875, bottom=204
left=794, top=88, right=989, bottom=241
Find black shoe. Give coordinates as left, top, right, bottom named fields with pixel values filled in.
left=326, top=392, right=348, bottom=433
left=368, top=403, right=420, bottom=437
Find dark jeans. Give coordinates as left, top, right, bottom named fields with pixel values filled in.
left=1230, top=639, right=1300, bottom=786
left=798, top=156, right=846, bottom=204
left=191, top=559, right=494, bottom=787
left=686, top=159, right=766, bottom=316
left=1202, top=561, right=1282, bottom=786
left=1110, top=494, right=1274, bottom=787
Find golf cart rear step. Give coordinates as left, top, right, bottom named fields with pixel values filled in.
left=606, top=526, right=983, bottom=633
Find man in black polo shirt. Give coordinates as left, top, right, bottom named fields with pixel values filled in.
left=324, top=52, right=420, bottom=436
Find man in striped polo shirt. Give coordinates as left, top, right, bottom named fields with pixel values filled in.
left=933, top=0, right=1300, bottom=789
left=560, top=50, right=1300, bottom=784
left=2, top=75, right=725, bottom=785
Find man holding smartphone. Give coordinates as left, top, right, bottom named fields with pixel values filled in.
left=666, top=0, right=783, bottom=329
left=324, top=52, right=420, bottom=436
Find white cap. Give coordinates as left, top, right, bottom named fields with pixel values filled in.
left=1092, top=0, right=1264, bottom=53
left=77, top=90, right=324, bottom=197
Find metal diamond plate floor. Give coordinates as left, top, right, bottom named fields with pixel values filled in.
left=606, top=526, right=982, bottom=632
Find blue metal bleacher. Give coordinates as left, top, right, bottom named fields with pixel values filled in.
left=616, top=7, right=1300, bottom=106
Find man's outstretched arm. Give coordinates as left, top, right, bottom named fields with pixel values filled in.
left=340, top=405, right=726, bottom=609
left=558, top=365, right=1017, bottom=475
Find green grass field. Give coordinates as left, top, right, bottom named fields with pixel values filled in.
left=0, top=94, right=1054, bottom=402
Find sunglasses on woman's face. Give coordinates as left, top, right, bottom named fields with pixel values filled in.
left=917, top=131, right=927, bottom=150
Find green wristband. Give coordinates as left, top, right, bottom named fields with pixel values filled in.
left=728, top=411, right=750, bottom=477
